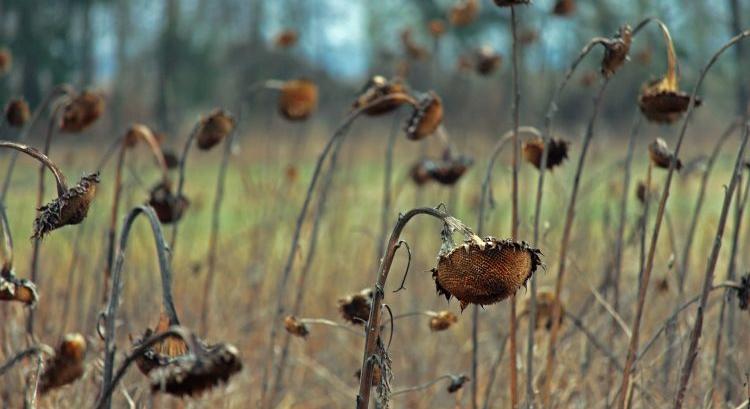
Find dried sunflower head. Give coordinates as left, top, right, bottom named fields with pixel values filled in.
left=39, top=333, right=87, bottom=394
left=60, top=91, right=105, bottom=133
left=552, top=0, right=575, bottom=15
left=522, top=137, right=569, bottom=170
left=428, top=20, right=446, bottom=38
left=197, top=109, right=235, bottom=150
left=449, top=0, right=479, bottom=27
left=352, top=76, right=411, bottom=116
left=401, top=29, right=429, bottom=60
left=410, top=159, right=433, bottom=186
left=148, top=181, right=189, bottom=224
left=274, top=29, right=298, bottom=49
left=149, top=341, right=242, bottom=397
left=475, top=46, right=502, bottom=76
left=639, top=81, right=701, bottom=123
left=34, top=173, right=100, bottom=239
left=737, top=273, right=749, bottom=311
left=637, top=26, right=700, bottom=123
left=433, top=236, right=543, bottom=310
left=635, top=180, right=649, bottom=204
left=601, top=25, right=632, bottom=78
left=284, top=315, right=309, bottom=339
left=0, top=274, right=38, bottom=306
left=493, top=0, right=531, bottom=7
left=279, top=79, right=318, bottom=121
left=447, top=374, right=470, bottom=393
left=405, top=91, right=443, bottom=140
left=648, top=138, right=682, bottom=170
left=0, top=48, right=11, bottom=75
left=123, top=123, right=153, bottom=148
left=338, top=288, right=373, bottom=325
left=162, top=149, right=180, bottom=170
left=5, top=98, right=30, bottom=128
left=132, top=313, right=189, bottom=375
left=655, top=277, right=670, bottom=294
left=429, top=311, right=458, bottom=331
left=427, top=155, right=473, bottom=185
left=524, top=289, right=563, bottom=331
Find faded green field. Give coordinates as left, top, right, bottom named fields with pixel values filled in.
left=1, top=120, right=748, bottom=408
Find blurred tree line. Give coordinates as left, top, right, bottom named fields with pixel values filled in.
left=0, top=0, right=746, bottom=140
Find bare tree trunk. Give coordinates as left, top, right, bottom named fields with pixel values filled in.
left=80, top=0, right=94, bottom=85
left=155, top=0, right=179, bottom=131
left=111, top=0, right=130, bottom=132
left=729, top=0, right=748, bottom=116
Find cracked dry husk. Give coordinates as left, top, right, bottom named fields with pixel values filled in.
left=149, top=342, right=242, bottom=397
left=33, top=173, right=100, bottom=239
left=132, top=313, right=189, bottom=375
left=0, top=273, right=38, bottom=306
left=433, top=237, right=543, bottom=310
left=405, top=91, right=443, bottom=140
left=39, top=333, right=86, bottom=394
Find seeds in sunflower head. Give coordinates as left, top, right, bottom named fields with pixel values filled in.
left=5, top=98, right=30, bottom=127
left=196, top=109, right=235, bottom=150
left=149, top=341, right=242, bottom=397
left=449, top=0, right=479, bottom=27
left=33, top=173, right=100, bottom=239
left=429, top=311, right=459, bottom=331
left=400, top=29, right=429, bottom=60
left=148, top=181, right=189, bottom=224
left=433, top=236, right=543, bottom=311
left=524, top=289, right=563, bottom=331
left=284, top=315, right=309, bottom=339
left=39, top=333, right=87, bottom=394
left=493, top=0, right=531, bottom=7
left=352, top=76, right=411, bottom=116
left=475, top=46, right=502, bottom=76
left=522, top=137, right=569, bottom=170
left=0, top=48, right=11, bottom=74
left=447, top=374, right=470, bottom=393
left=278, top=79, right=318, bottom=121
left=274, top=29, right=298, bottom=49
left=552, top=0, right=575, bottom=15
left=0, top=274, right=38, bottom=306
left=405, top=91, right=443, bottom=140
left=59, top=91, right=105, bottom=133
left=338, top=288, right=373, bottom=325
left=737, top=274, right=749, bottom=311
left=132, top=313, right=189, bottom=375
left=428, top=20, right=446, bottom=38
left=648, top=137, right=682, bottom=170
left=601, top=25, right=632, bottom=78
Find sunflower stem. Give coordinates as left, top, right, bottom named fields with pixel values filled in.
left=100, top=205, right=181, bottom=409
left=616, top=30, right=750, bottom=409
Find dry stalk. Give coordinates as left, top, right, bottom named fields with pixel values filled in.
left=616, top=30, right=750, bottom=409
